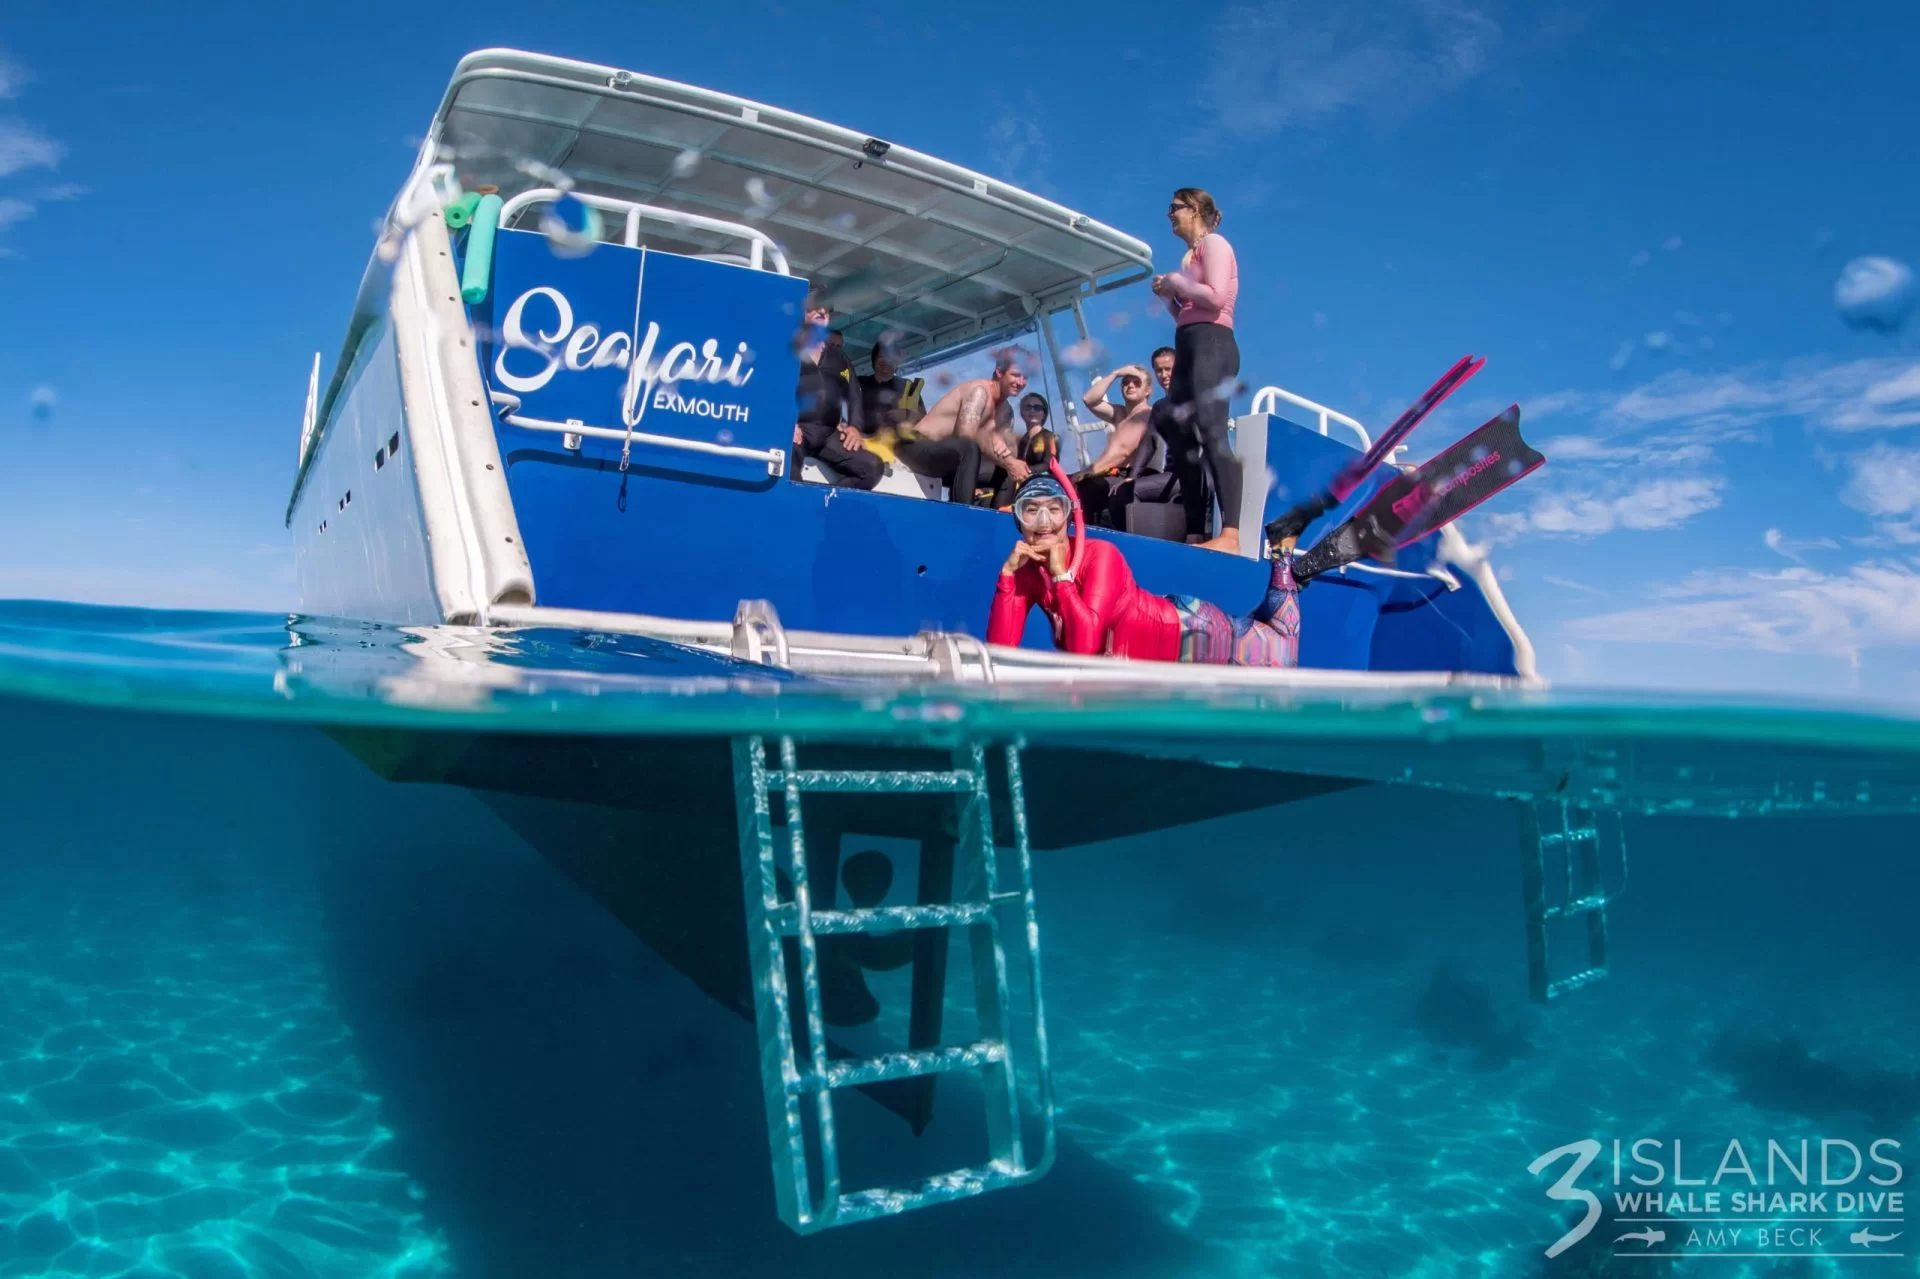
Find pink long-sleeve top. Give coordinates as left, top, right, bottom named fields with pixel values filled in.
left=986, top=538, right=1182, bottom=660
left=1170, top=232, right=1239, bottom=329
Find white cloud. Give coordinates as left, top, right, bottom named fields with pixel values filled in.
left=0, top=55, right=26, bottom=100
left=1566, top=558, right=1920, bottom=663
left=1841, top=443, right=1920, bottom=547
left=1543, top=574, right=1605, bottom=595
left=0, top=196, right=31, bottom=229
left=1192, top=0, right=1508, bottom=144
left=1485, top=475, right=1722, bottom=538
left=1764, top=527, right=1839, bottom=564
left=1603, top=358, right=1920, bottom=433
left=1533, top=432, right=1712, bottom=467
left=1493, top=356, right=1920, bottom=545
left=0, top=119, right=62, bottom=176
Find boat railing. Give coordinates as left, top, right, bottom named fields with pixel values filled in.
left=1250, top=384, right=1372, bottom=453
left=500, top=188, right=792, bottom=274
left=486, top=390, right=789, bottom=477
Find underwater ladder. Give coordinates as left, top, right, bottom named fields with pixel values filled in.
left=733, top=736, right=1054, bottom=1233
left=723, top=725, right=1626, bottom=1231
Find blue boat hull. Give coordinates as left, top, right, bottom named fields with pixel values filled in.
left=500, top=423, right=1519, bottom=675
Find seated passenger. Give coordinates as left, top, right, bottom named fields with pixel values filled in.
left=984, top=391, right=1051, bottom=507
left=791, top=299, right=881, bottom=490
left=1074, top=355, right=1172, bottom=527
left=910, top=354, right=1030, bottom=502
left=987, top=471, right=1301, bottom=667
left=859, top=339, right=978, bottom=503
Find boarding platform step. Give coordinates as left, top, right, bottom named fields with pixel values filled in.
left=800, top=1041, right=1009, bottom=1092
left=767, top=767, right=977, bottom=794
left=1518, top=799, right=1630, bottom=1003
left=771, top=900, right=1003, bottom=934
left=828, top=1161, right=1030, bottom=1226
left=733, top=735, right=1055, bottom=1234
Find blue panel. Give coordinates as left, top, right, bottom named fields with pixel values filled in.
left=472, top=229, right=807, bottom=476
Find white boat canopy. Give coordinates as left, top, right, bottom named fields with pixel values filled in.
left=423, top=49, right=1155, bottom=364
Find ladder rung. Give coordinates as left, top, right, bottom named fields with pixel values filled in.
left=768, top=768, right=976, bottom=794
left=1547, top=966, right=1608, bottom=999
left=802, top=1040, right=1007, bottom=1093
left=775, top=901, right=995, bottom=935
left=1542, top=893, right=1610, bottom=920
left=828, top=1161, right=1026, bottom=1225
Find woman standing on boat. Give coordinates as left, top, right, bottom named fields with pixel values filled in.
left=1152, top=188, right=1243, bottom=553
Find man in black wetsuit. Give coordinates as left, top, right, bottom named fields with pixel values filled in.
left=858, top=337, right=980, bottom=503
left=792, top=301, right=881, bottom=489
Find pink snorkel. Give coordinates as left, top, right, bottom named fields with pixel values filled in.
left=1046, top=451, right=1087, bottom=578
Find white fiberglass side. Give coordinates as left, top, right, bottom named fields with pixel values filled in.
left=292, top=214, right=532, bottom=624
left=291, top=318, right=441, bottom=622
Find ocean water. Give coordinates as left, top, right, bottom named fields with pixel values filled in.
left=2, top=600, right=1917, bottom=1279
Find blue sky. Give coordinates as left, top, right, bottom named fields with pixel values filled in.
left=1, top=1, right=1916, bottom=700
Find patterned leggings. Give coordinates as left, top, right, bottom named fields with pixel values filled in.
left=1167, top=551, right=1301, bottom=668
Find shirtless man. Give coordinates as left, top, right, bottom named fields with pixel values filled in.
left=1075, top=346, right=1176, bottom=527
left=910, top=355, right=1031, bottom=492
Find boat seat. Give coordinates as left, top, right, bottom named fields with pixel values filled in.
left=799, top=458, right=946, bottom=501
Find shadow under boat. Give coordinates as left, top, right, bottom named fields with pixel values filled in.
left=327, top=725, right=1364, bottom=1132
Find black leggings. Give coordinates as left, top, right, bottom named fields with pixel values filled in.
left=893, top=433, right=981, bottom=504
left=1166, top=322, right=1243, bottom=538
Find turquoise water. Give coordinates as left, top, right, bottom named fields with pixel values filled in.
left=2, top=600, right=1918, bottom=1278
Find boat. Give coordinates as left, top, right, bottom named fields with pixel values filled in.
left=290, top=48, right=1584, bottom=1234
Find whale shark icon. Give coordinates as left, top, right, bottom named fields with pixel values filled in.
left=1613, top=1229, right=1667, bottom=1248
left=1850, top=1229, right=1901, bottom=1248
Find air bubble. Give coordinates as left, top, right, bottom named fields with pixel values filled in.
left=1062, top=338, right=1104, bottom=368
left=745, top=177, right=775, bottom=210
left=1106, top=311, right=1132, bottom=330
left=539, top=192, right=602, bottom=259
left=27, top=385, right=55, bottom=423
left=672, top=149, right=701, bottom=177
left=1835, top=256, right=1917, bottom=333
left=516, top=158, right=571, bottom=189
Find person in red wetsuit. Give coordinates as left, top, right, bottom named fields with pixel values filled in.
left=986, top=471, right=1302, bottom=666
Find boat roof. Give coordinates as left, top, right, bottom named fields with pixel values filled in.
left=424, top=49, right=1155, bottom=363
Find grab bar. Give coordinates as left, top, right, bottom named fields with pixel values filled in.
left=500, top=188, right=791, bottom=274
left=490, top=391, right=786, bottom=476
left=1250, top=385, right=1372, bottom=452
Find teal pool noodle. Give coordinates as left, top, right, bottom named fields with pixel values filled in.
left=459, top=194, right=504, bottom=304
left=443, top=192, right=482, bottom=230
